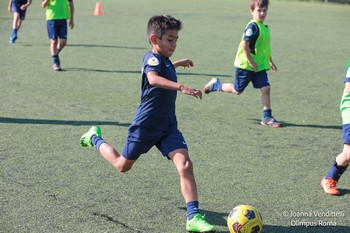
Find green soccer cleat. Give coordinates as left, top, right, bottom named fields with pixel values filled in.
left=80, top=126, right=101, bottom=148
left=186, top=214, right=216, bottom=233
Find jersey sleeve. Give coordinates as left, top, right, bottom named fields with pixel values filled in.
left=242, top=22, right=259, bottom=42
left=143, top=52, right=161, bottom=75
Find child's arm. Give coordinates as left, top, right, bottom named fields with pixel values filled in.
left=173, top=59, right=193, bottom=69
left=20, top=0, right=32, bottom=10
left=241, top=40, right=257, bottom=72
left=42, top=0, right=49, bottom=8
left=69, top=0, right=74, bottom=29
left=269, top=57, right=277, bottom=71
left=147, top=71, right=202, bottom=99
left=8, top=0, right=12, bottom=12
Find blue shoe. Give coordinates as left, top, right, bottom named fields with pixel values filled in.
left=10, top=33, right=17, bottom=44
left=204, top=78, right=220, bottom=94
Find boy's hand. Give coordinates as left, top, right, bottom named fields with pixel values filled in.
left=173, top=59, right=193, bottom=69
left=270, top=61, right=277, bottom=72
left=179, top=85, right=202, bottom=99
left=69, top=20, right=74, bottom=29
left=249, top=61, right=258, bottom=72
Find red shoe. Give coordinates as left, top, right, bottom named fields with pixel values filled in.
left=321, top=177, right=340, bottom=196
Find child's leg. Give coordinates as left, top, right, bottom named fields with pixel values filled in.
left=222, top=83, right=240, bottom=94
left=169, top=149, right=198, bottom=203
left=10, top=13, right=20, bottom=43
left=50, top=39, right=61, bottom=69
left=204, top=78, right=241, bottom=95
left=81, top=126, right=136, bottom=172
left=169, top=149, right=216, bottom=231
left=336, top=144, right=350, bottom=167
left=12, top=13, right=20, bottom=30
left=98, top=142, right=136, bottom=173
left=326, top=144, right=350, bottom=181
left=50, top=39, right=58, bottom=56
left=57, top=38, right=67, bottom=53
left=260, top=86, right=271, bottom=110
left=322, top=145, right=349, bottom=195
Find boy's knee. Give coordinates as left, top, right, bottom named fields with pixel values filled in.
left=179, top=160, right=194, bottom=175
left=260, top=86, right=270, bottom=94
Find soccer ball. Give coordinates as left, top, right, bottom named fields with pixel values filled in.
left=227, top=205, right=263, bottom=233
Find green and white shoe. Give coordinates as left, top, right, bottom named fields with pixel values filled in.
left=80, top=126, right=101, bottom=148
left=186, top=213, right=216, bottom=233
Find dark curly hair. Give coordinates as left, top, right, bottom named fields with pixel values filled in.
left=147, top=15, right=182, bottom=41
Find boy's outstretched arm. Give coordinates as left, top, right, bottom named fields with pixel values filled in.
left=173, top=59, right=193, bottom=69
left=147, top=71, right=202, bottom=99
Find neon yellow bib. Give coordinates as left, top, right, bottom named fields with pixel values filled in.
left=234, top=20, right=271, bottom=72
left=46, top=0, right=70, bottom=20
left=340, top=61, right=350, bottom=123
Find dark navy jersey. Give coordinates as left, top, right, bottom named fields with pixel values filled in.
left=131, top=51, right=178, bottom=131
left=243, top=22, right=260, bottom=55
left=13, top=0, right=28, bottom=5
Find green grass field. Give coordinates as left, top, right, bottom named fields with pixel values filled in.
left=1, top=0, right=350, bottom=232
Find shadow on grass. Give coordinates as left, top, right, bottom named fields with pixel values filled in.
left=67, top=43, right=147, bottom=50
left=0, top=117, right=129, bottom=127
left=248, top=119, right=341, bottom=130
left=66, top=67, right=232, bottom=78
left=338, top=188, right=350, bottom=196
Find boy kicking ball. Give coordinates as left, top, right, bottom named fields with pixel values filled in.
left=80, top=15, right=216, bottom=232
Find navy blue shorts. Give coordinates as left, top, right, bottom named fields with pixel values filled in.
left=234, top=68, right=270, bottom=93
left=47, top=19, right=68, bottom=40
left=342, top=124, right=350, bottom=144
left=122, top=125, right=188, bottom=160
left=11, top=2, right=27, bottom=20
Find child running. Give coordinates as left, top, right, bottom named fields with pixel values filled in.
left=8, top=0, right=32, bottom=44
left=203, top=0, right=281, bottom=127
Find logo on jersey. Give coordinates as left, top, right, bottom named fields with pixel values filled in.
left=245, top=28, right=253, bottom=37
left=346, top=67, right=350, bottom=78
left=148, top=57, right=159, bottom=66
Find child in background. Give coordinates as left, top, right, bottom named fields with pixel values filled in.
left=8, top=0, right=32, bottom=44
left=321, top=60, right=350, bottom=196
left=204, top=0, right=281, bottom=127
left=80, top=15, right=216, bottom=233
left=42, top=0, right=74, bottom=71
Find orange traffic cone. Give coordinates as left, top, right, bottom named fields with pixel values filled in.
left=94, top=2, right=102, bottom=16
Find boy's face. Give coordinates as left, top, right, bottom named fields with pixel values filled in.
left=250, top=6, right=268, bottom=22
left=151, top=29, right=179, bottom=58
